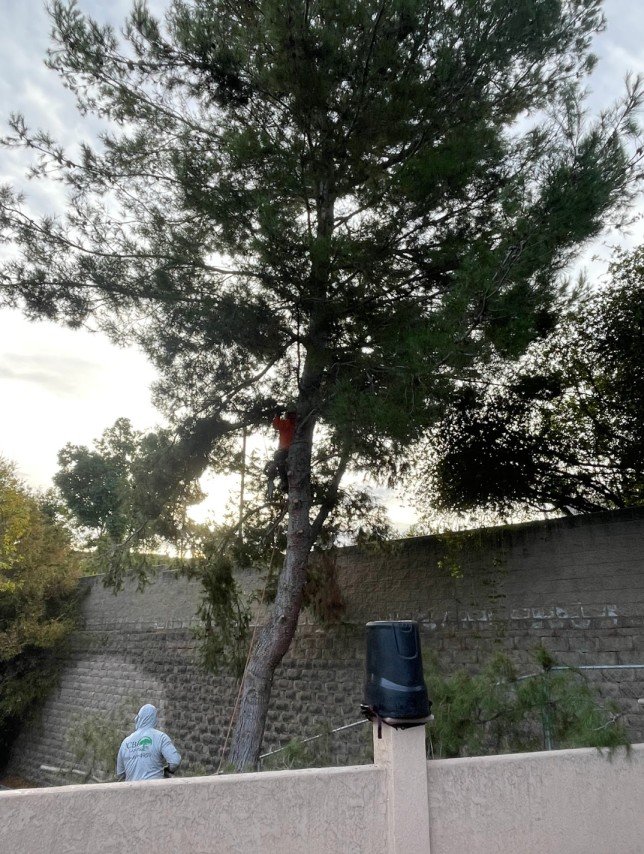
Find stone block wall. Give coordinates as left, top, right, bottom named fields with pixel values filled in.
left=6, top=508, right=644, bottom=784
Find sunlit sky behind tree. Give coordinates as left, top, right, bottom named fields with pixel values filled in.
left=1, top=0, right=642, bottom=531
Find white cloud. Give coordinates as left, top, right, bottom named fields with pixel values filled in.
left=0, top=352, right=100, bottom=396
left=0, top=309, right=158, bottom=489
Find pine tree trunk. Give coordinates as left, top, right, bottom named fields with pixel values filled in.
left=228, top=165, right=336, bottom=771
left=227, top=408, right=316, bottom=771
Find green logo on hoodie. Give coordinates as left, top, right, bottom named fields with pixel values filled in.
left=139, top=736, right=153, bottom=749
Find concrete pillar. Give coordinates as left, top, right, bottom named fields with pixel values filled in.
left=373, top=723, right=431, bottom=854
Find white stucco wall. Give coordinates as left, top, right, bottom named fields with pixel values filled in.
left=427, top=744, right=644, bottom=854
left=0, top=764, right=387, bottom=854
left=3, top=744, right=644, bottom=853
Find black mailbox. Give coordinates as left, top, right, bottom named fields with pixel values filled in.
left=362, top=620, right=432, bottom=728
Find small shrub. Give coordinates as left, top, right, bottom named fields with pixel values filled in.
left=425, top=647, right=629, bottom=758
left=67, top=700, right=142, bottom=781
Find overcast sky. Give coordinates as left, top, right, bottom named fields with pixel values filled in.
left=0, top=0, right=643, bottom=529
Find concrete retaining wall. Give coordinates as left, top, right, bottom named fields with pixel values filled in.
left=5, top=507, right=644, bottom=784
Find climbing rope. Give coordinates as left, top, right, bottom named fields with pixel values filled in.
left=238, top=426, right=247, bottom=545
left=216, top=546, right=279, bottom=773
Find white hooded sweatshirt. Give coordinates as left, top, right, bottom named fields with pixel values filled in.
left=116, top=704, right=181, bottom=781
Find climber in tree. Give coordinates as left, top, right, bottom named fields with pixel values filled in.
left=265, top=408, right=297, bottom=499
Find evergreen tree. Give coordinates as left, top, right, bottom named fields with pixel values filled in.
left=1, top=0, right=642, bottom=768
left=425, top=648, right=629, bottom=758
left=412, top=246, right=644, bottom=519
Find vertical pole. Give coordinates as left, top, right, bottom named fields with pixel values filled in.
left=238, top=426, right=247, bottom=545
left=373, top=723, right=431, bottom=854
left=541, top=670, right=553, bottom=750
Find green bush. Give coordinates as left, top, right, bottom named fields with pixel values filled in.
left=426, top=647, right=629, bottom=758
left=66, top=702, right=139, bottom=782
left=0, top=458, right=82, bottom=767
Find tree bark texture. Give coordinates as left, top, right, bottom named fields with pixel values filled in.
left=227, top=408, right=317, bottom=770
left=227, top=163, right=336, bottom=771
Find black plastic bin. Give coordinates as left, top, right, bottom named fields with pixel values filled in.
left=362, top=620, right=432, bottom=728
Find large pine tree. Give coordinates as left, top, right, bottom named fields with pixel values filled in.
left=1, top=0, right=642, bottom=768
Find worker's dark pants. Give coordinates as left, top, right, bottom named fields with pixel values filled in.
left=265, top=448, right=289, bottom=493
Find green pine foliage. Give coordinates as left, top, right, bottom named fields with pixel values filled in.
left=1, top=1, right=642, bottom=513
left=426, top=648, right=629, bottom=759
left=67, top=702, right=137, bottom=782
left=182, top=538, right=252, bottom=678
left=2, top=0, right=642, bottom=766
left=411, top=246, right=644, bottom=520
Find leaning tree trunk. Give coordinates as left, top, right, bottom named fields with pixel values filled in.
left=227, top=406, right=317, bottom=771
left=228, top=165, right=336, bottom=771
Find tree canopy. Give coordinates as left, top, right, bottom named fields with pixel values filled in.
left=412, top=245, right=644, bottom=520
left=0, top=458, right=81, bottom=766
left=54, top=417, right=204, bottom=584
left=1, top=0, right=642, bottom=767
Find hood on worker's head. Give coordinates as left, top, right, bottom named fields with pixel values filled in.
left=135, top=704, right=158, bottom=730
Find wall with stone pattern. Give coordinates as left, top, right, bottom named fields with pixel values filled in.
left=5, top=507, right=643, bottom=785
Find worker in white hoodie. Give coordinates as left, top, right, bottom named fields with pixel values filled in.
left=116, top=704, right=181, bottom=781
